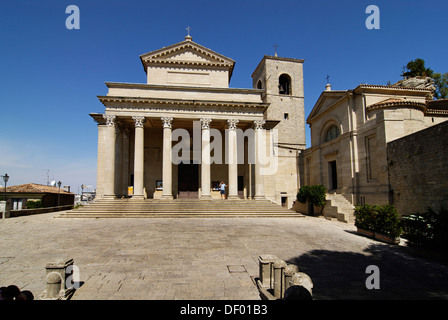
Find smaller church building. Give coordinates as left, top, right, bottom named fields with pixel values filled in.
left=303, top=81, right=448, bottom=219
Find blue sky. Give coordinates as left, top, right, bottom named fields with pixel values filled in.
left=1, top=0, right=447, bottom=192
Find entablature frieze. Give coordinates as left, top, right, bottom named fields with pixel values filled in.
left=97, top=97, right=267, bottom=122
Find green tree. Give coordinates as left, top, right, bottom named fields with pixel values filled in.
left=401, top=58, right=433, bottom=78
left=401, top=58, right=447, bottom=100
left=433, top=72, right=448, bottom=99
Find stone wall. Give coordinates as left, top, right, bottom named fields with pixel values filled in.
left=387, top=120, right=448, bottom=215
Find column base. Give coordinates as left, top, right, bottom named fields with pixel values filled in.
left=254, top=195, right=266, bottom=200
left=102, top=194, right=116, bottom=200
left=131, top=195, right=145, bottom=200
left=227, top=195, right=240, bottom=200
left=200, top=195, right=212, bottom=200
left=161, top=194, right=174, bottom=200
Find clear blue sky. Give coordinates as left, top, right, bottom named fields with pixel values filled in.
left=1, top=0, right=447, bottom=192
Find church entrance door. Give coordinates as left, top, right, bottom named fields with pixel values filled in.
left=177, top=163, right=199, bottom=199
left=329, top=161, right=338, bottom=190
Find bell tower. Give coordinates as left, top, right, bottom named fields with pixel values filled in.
left=251, top=54, right=306, bottom=207
left=251, top=55, right=306, bottom=151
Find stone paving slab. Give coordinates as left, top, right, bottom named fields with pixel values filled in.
left=1, top=212, right=448, bottom=300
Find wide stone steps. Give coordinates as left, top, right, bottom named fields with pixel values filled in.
left=59, top=199, right=304, bottom=218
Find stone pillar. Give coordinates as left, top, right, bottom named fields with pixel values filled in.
left=103, top=114, right=116, bottom=199
left=258, top=254, right=278, bottom=289
left=40, top=258, right=76, bottom=300
left=200, top=118, right=212, bottom=199
left=254, top=119, right=266, bottom=200
left=122, top=128, right=130, bottom=196
left=273, top=259, right=287, bottom=299
left=227, top=119, right=239, bottom=200
left=161, top=117, right=173, bottom=199
left=284, top=264, right=300, bottom=291
left=114, top=125, right=123, bottom=197
left=288, top=272, right=313, bottom=298
left=132, top=116, right=145, bottom=199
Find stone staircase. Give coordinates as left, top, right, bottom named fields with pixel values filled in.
left=58, top=198, right=304, bottom=218
left=323, top=192, right=355, bottom=223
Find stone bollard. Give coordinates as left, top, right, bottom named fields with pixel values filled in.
left=284, top=264, right=300, bottom=291
left=273, top=259, right=287, bottom=299
left=40, top=258, right=76, bottom=300
left=285, top=272, right=313, bottom=299
left=258, top=254, right=278, bottom=289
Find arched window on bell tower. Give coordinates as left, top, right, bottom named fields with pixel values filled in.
left=279, top=74, right=291, bottom=95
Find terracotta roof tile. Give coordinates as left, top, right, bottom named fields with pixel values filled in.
left=0, top=183, right=73, bottom=194
left=367, top=98, right=427, bottom=110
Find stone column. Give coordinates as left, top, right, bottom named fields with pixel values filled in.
left=114, top=125, right=123, bottom=197
left=103, top=114, right=116, bottom=199
left=227, top=119, right=239, bottom=200
left=161, top=117, right=173, bottom=199
left=254, top=119, right=266, bottom=200
left=121, top=128, right=130, bottom=196
left=200, top=118, right=212, bottom=199
left=132, top=116, right=145, bottom=199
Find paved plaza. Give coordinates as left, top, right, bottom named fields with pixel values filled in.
left=1, top=211, right=448, bottom=300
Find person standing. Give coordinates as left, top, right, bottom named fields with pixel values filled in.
left=219, top=181, right=226, bottom=199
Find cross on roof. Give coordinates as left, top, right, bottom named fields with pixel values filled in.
left=186, top=26, right=191, bottom=37
left=273, top=43, right=279, bottom=57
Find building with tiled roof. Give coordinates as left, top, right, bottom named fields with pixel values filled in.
left=300, top=81, right=448, bottom=221
left=1, top=183, right=74, bottom=211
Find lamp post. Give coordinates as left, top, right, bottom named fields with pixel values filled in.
left=57, top=181, right=62, bottom=207
left=2, top=173, right=9, bottom=220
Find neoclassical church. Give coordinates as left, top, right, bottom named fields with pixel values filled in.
left=302, top=80, right=448, bottom=220
left=91, top=34, right=306, bottom=208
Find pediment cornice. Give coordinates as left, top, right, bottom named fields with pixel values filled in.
left=140, top=39, right=235, bottom=75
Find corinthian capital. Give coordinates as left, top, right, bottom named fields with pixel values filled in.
left=161, top=117, right=173, bottom=129
left=103, top=114, right=116, bottom=126
left=132, top=116, right=146, bottom=128
left=200, top=118, right=212, bottom=129
left=227, top=119, right=239, bottom=130
left=253, top=119, right=265, bottom=130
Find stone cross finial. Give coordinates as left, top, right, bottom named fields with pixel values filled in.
left=185, top=26, right=192, bottom=41
left=273, top=43, right=279, bottom=57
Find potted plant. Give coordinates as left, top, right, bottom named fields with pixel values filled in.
left=374, top=204, right=402, bottom=244
left=296, top=185, right=326, bottom=216
left=354, top=204, right=376, bottom=238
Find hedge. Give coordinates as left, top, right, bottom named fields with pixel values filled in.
left=354, top=204, right=402, bottom=238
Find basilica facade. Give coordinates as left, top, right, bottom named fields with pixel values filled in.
left=91, top=35, right=305, bottom=208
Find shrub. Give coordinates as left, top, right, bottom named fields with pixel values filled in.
left=354, top=204, right=402, bottom=238
left=296, top=185, right=327, bottom=207
left=26, top=200, right=42, bottom=209
left=375, top=204, right=402, bottom=238
left=402, top=207, right=448, bottom=249
left=354, top=204, right=377, bottom=231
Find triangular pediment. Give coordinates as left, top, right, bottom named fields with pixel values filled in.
left=140, top=39, right=235, bottom=71
left=307, top=91, right=347, bottom=123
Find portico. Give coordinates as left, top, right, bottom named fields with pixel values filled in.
left=92, top=110, right=268, bottom=201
